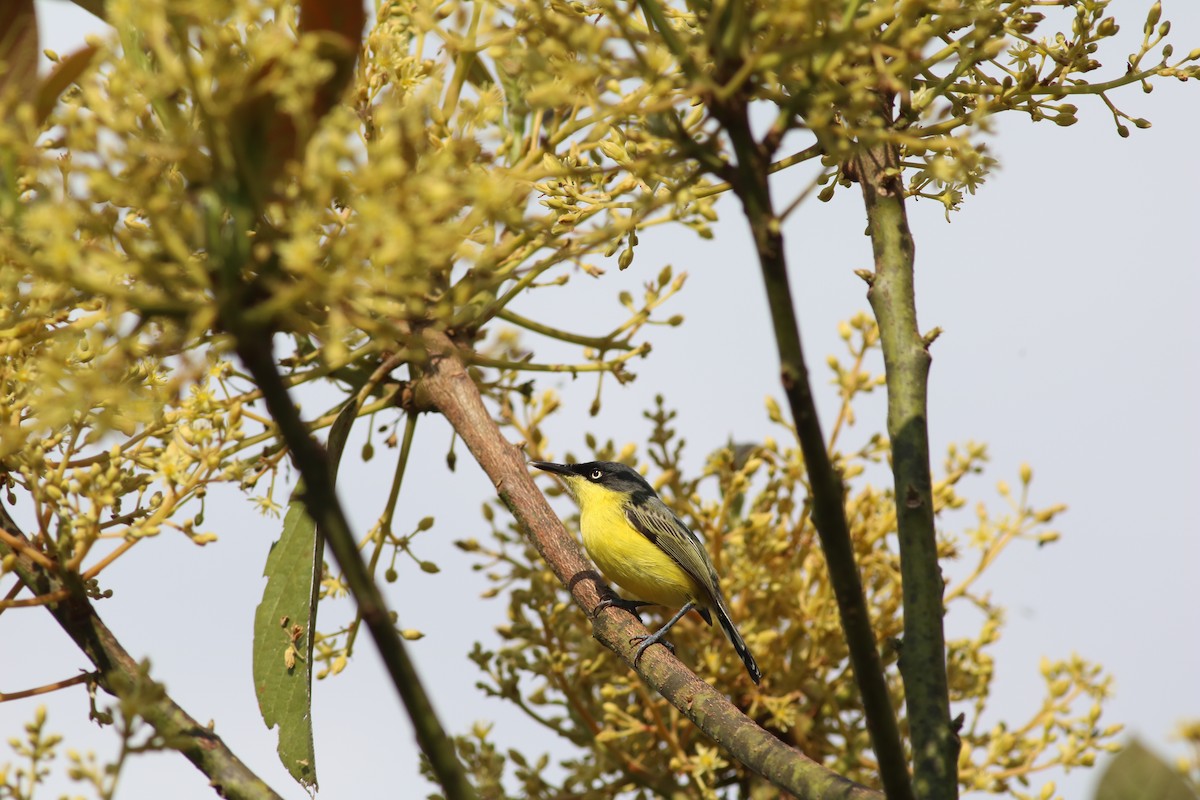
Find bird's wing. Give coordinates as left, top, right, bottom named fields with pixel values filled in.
left=624, top=496, right=722, bottom=608
left=627, top=495, right=759, bottom=683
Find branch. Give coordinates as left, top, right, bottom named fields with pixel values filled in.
left=708, top=98, right=915, bottom=800
left=415, top=327, right=880, bottom=800
left=0, top=672, right=97, bottom=703
left=695, top=143, right=824, bottom=200
left=0, top=525, right=58, bottom=570
left=0, top=505, right=283, bottom=800
left=496, top=308, right=635, bottom=351
left=853, top=141, right=957, bottom=800
left=230, top=334, right=479, bottom=800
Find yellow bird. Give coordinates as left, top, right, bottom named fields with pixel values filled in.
left=532, top=460, right=762, bottom=684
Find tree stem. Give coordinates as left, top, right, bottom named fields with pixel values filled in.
left=711, top=98, right=915, bottom=800
left=855, top=141, right=958, bottom=800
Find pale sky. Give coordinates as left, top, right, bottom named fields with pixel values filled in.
left=5, top=2, right=1198, bottom=798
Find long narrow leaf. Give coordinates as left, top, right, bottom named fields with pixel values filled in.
left=252, top=399, right=358, bottom=789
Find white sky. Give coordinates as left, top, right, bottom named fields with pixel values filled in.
left=5, top=1, right=1198, bottom=798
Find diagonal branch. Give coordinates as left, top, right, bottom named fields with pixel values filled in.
left=0, top=504, right=283, bottom=800
left=415, top=327, right=881, bottom=800
left=854, top=141, right=958, bottom=800
left=707, top=97, right=915, bottom=800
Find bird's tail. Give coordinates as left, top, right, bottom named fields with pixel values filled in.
left=712, top=599, right=762, bottom=685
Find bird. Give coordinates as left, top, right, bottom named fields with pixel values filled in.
left=531, top=460, right=762, bottom=684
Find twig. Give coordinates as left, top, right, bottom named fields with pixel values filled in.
left=348, top=411, right=419, bottom=659
left=0, top=526, right=58, bottom=571
left=0, top=588, right=71, bottom=610
left=496, top=309, right=634, bottom=351
left=0, top=671, right=97, bottom=702
left=0, top=579, right=24, bottom=616
left=82, top=538, right=140, bottom=581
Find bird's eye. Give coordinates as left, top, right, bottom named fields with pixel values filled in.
left=590, top=469, right=603, bottom=480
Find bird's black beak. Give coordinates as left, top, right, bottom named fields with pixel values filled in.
left=531, top=461, right=574, bottom=476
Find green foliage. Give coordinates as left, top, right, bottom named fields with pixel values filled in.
left=1175, top=722, right=1200, bottom=789
left=457, top=319, right=1115, bottom=799
left=252, top=394, right=357, bottom=788
left=1095, top=739, right=1199, bottom=800
left=0, top=0, right=693, bottom=605
left=2, top=0, right=1194, bottom=593
left=254, top=491, right=323, bottom=787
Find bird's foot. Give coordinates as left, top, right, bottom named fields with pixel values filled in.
left=595, top=596, right=654, bottom=623
left=630, top=632, right=675, bottom=664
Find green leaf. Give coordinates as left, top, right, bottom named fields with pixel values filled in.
left=252, top=494, right=320, bottom=789
left=463, top=55, right=495, bottom=91
left=1095, top=739, right=1198, bottom=800
left=252, top=399, right=358, bottom=790
left=497, top=57, right=529, bottom=161
left=321, top=397, right=359, bottom=481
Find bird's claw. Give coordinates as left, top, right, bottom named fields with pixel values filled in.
left=594, top=595, right=652, bottom=623
left=630, top=634, right=675, bottom=665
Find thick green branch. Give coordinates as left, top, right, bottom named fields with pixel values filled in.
left=416, top=328, right=879, bottom=800
left=0, top=505, right=282, bottom=800
left=709, top=99, right=914, bottom=800
left=230, top=334, right=477, bottom=800
left=854, top=141, right=957, bottom=800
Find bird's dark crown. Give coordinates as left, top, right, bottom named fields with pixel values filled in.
left=531, top=460, right=656, bottom=496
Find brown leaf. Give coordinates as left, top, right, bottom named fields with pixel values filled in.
left=230, top=1, right=365, bottom=210
left=299, top=0, right=365, bottom=119
left=0, top=0, right=39, bottom=106
left=36, top=45, right=98, bottom=125
left=299, top=0, right=366, bottom=40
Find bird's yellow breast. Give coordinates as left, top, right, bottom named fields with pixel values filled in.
left=571, top=479, right=701, bottom=609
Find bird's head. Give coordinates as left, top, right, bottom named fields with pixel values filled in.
left=531, top=461, right=655, bottom=507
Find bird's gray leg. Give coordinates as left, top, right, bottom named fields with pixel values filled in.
left=632, top=601, right=696, bottom=664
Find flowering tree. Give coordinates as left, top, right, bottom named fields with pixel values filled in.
left=1, top=0, right=1195, bottom=798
